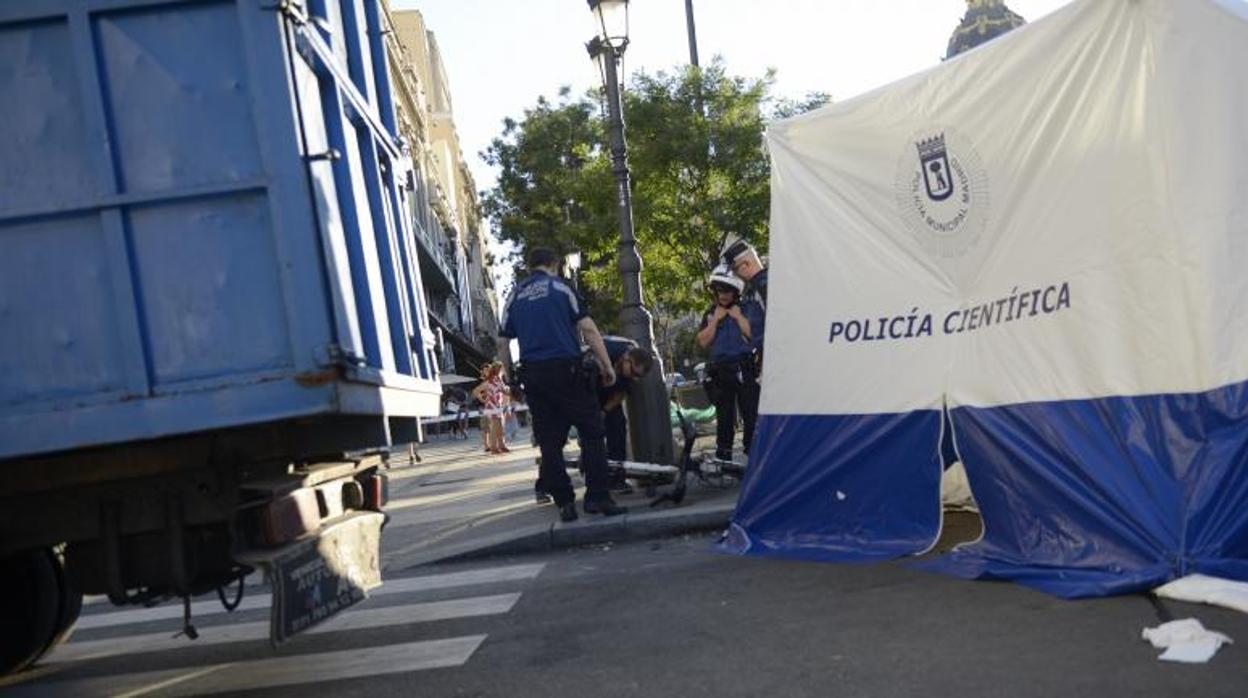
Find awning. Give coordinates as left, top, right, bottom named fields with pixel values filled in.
left=438, top=373, right=477, bottom=386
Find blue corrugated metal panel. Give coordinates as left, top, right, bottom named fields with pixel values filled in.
left=0, top=0, right=441, bottom=459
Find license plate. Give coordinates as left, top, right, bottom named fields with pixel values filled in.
left=268, top=511, right=385, bottom=645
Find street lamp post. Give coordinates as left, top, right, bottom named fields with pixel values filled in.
left=587, top=0, right=674, bottom=466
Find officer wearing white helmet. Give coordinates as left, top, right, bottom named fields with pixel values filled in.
left=695, top=263, right=764, bottom=463
left=721, top=236, right=768, bottom=309
left=720, top=235, right=768, bottom=367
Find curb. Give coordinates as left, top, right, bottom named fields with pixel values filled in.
left=389, top=502, right=736, bottom=570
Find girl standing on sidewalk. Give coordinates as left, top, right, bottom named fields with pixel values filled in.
left=473, top=362, right=510, bottom=454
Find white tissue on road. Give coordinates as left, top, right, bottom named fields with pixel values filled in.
left=1154, top=574, right=1248, bottom=615
left=1141, top=618, right=1232, bottom=664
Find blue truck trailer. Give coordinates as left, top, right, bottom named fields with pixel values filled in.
left=0, top=0, right=443, bottom=673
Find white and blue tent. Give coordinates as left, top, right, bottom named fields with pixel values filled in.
left=724, top=0, right=1248, bottom=598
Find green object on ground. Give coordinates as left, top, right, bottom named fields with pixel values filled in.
left=670, top=402, right=716, bottom=427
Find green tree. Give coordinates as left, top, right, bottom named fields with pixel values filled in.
left=482, top=59, right=827, bottom=331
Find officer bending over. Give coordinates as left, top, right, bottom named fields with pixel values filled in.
left=534, top=337, right=655, bottom=502
left=499, top=247, right=627, bottom=522
left=589, top=336, right=655, bottom=464
left=695, top=264, right=764, bottom=463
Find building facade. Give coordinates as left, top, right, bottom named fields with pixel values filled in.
left=381, top=4, right=501, bottom=376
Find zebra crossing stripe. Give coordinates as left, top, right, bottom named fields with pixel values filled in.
left=75, top=562, right=545, bottom=630
left=51, top=593, right=520, bottom=664
left=385, top=497, right=538, bottom=529
left=9, top=636, right=488, bottom=698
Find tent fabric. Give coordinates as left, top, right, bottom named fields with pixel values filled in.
left=724, top=0, right=1248, bottom=597
left=725, top=411, right=943, bottom=562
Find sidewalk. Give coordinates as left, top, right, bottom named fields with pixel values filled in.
left=379, top=426, right=742, bottom=572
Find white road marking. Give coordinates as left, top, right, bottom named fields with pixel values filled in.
left=116, top=663, right=233, bottom=698
left=51, top=593, right=520, bottom=664
left=385, top=496, right=538, bottom=529
left=11, top=636, right=487, bottom=697
left=75, top=562, right=544, bottom=630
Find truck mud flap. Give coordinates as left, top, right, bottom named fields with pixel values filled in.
left=260, top=510, right=386, bottom=645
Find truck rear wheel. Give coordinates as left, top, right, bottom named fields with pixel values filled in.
left=0, top=548, right=63, bottom=675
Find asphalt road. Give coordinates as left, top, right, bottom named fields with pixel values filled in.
left=9, top=520, right=1248, bottom=697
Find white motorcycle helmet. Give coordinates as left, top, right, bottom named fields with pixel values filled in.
left=708, top=263, right=744, bottom=296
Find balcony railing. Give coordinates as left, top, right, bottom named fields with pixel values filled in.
left=410, top=216, right=456, bottom=290
left=428, top=302, right=461, bottom=334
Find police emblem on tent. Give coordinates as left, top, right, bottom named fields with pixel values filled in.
left=893, top=126, right=990, bottom=259
left=917, top=134, right=954, bottom=201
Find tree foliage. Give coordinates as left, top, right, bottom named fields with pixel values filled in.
left=482, top=60, right=828, bottom=334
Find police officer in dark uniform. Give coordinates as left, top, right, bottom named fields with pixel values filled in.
left=499, top=248, right=627, bottom=522
left=695, top=264, right=764, bottom=463
left=722, top=236, right=768, bottom=308
left=722, top=236, right=767, bottom=368
left=532, top=336, right=654, bottom=502
left=589, top=336, right=655, bottom=464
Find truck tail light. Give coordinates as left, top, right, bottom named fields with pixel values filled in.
left=361, top=473, right=388, bottom=511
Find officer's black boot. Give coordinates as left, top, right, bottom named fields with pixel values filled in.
left=559, top=501, right=579, bottom=522
left=583, top=496, right=627, bottom=517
